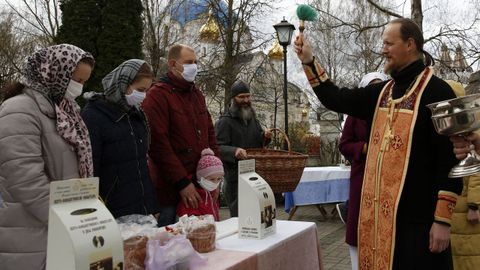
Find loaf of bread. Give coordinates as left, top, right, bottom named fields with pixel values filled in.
left=123, top=235, right=148, bottom=270
left=186, top=223, right=216, bottom=253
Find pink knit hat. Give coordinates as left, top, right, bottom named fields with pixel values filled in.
left=197, top=148, right=224, bottom=180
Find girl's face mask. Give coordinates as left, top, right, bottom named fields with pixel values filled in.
left=198, top=176, right=222, bottom=191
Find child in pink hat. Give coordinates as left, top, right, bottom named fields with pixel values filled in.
left=176, top=148, right=224, bottom=221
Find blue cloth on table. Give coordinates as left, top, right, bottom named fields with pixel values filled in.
left=284, top=178, right=349, bottom=213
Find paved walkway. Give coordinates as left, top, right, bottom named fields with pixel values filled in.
left=219, top=203, right=351, bottom=270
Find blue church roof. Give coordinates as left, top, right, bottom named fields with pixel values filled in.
left=170, top=0, right=230, bottom=27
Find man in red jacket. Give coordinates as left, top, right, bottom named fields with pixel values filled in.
left=142, top=44, right=219, bottom=227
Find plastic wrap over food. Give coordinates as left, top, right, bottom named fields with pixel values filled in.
left=116, top=214, right=163, bottom=240
left=145, top=234, right=207, bottom=270
left=181, top=215, right=215, bottom=233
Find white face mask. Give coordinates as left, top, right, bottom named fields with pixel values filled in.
left=125, top=89, right=146, bottom=107
left=65, top=79, right=83, bottom=100
left=198, top=177, right=220, bottom=191
left=181, top=63, right=198, bottom=82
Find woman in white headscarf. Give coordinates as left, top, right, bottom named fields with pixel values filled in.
left=81, top=59, right=160, bottom=219
left=0, top=44, right=95, bottom=270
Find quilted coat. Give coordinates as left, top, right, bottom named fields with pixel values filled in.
left=81, top=97, right=160, bottom=218
left=0, top=89, right=80, bottom=270
left=451, top=174, right=480, bottom=270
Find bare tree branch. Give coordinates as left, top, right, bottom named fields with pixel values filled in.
left=366, top=0, right=403, bottom=18
left=4, top=0, right=60, bottom=45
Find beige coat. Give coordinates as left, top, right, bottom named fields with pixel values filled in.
left=451, top=174, right=480, bottom=270
left=0, top=89, right=79, bottom=270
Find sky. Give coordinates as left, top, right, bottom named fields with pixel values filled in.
left=2, top=0, right=477, bottom=109
left=258, top=0, right=479, bottom=48
left=2, top=0, right=477, bottom=80
left=251, top=0, right=479, bottom=104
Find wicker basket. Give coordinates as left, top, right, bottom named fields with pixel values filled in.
left=186, top=223, right=216, bottom=253
left=246, top=128, right=308, bottom=193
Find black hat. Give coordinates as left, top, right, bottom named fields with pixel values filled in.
left=230, top=80, right=250, bottom=99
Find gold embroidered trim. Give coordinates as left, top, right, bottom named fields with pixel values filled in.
left=303, top=58, right=329, bottom=87
left=435, top=191, right=458, bottom=225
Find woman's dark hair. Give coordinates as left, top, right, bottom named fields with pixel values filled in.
left=132, top=63, right=154, bottom=84
left=390, top=18, right=435, bottom=66
left=0, top=57, right=95, bottom=102
left=79, top=57, right=95, bottom=68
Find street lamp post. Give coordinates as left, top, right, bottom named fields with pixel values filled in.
left=274, top=18, right=295, bottom=149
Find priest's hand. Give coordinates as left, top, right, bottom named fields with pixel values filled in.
left=429, top=222, right=451, bottom=253
left=294, top=33, right=314, bottom=64
left=450, top=133, right=480, bottom=159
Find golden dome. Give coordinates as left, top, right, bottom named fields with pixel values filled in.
left=268, top=37, right=283, bottom=61
left=200, top=6, right=220, bottom=42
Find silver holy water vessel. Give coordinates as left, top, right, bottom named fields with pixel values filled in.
left=427, top=93, right=480, bottom=178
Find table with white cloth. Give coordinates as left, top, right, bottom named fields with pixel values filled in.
left=284, top=166, right=351, bottom=220
left=199, top=218, right=322, bottom=270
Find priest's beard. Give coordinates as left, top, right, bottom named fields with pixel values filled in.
left=383, top=58, right=394, bottom=75
left=230, top=99, right=255, bottom=125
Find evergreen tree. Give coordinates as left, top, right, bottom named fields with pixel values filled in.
left=57, top=0, right=144, bottom=94
left=96, top=0, right=144, bottom=88
left=56, top=0, right=104, bottom=92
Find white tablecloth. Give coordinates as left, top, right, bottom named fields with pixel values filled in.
left=199, top=218, right=322, bottom=270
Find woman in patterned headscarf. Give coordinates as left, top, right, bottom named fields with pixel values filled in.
left=0, top=44, right=94, bottom=270
left=81, top=59, right=160, bottom=219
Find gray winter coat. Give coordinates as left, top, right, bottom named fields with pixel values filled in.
left=0, top=88, right=79, bottom=270
left=215, top=109, right=268, bottom=216
left=215, top=110, right=267, bottom=179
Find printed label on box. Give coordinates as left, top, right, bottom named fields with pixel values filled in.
left=46, top=178, right=123, bottom=270
left=50, top=178, right=98, bottom=205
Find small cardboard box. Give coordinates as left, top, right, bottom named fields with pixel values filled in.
left=46, top=178, right=124, bottom=270
left=238, top=159, right=276, bottom=239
